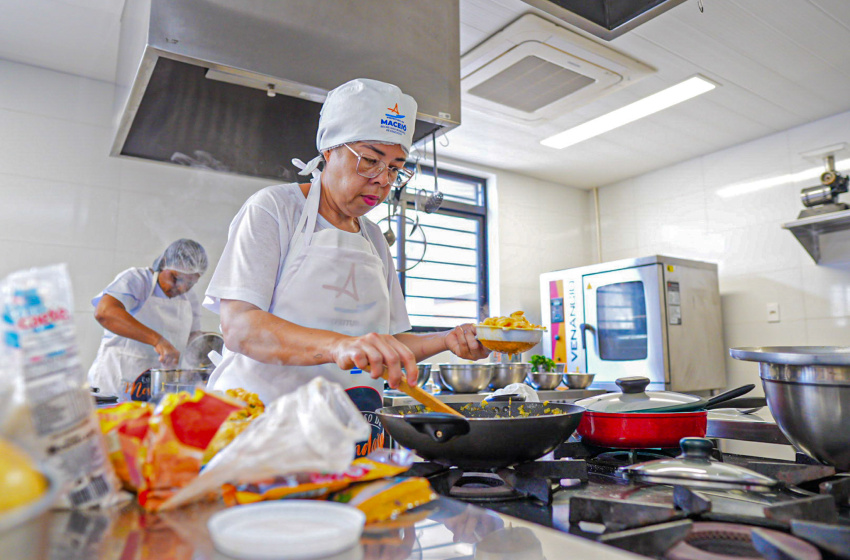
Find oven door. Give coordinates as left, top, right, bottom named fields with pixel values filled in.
left=582, top=264, right=667, bottom=389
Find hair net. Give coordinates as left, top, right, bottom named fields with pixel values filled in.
left=294, top=78, right=418, bottom=177
left=152, top=239, right=208, bottom=275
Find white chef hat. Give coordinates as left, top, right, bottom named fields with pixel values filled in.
left=294, top=78, right=418, bottom=176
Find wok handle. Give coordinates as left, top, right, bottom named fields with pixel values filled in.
left=705, top=396, right=766, bottom=410
left=403, top=413, right=471, bottom=443
left=705, top=384, right=755, bottom=408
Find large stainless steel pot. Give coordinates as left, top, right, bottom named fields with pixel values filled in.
left=730, top=346, right=850, bottom=470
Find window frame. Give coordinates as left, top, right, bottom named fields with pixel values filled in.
left=395, top=165, right=489, bottom=333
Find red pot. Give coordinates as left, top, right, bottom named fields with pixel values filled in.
left=577, top=410, right=707, bottom=448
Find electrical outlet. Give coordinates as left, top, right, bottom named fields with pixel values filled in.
left=767, top=302, right=780, bottom=323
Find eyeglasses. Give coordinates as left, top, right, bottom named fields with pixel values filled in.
left=342, top=144, right=414, bottom=188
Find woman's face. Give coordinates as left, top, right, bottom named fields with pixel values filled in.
left=320, top=141, right=407, bottom=219
left=158, top=270, right=201, bottom=298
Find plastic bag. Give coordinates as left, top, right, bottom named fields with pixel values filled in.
left=157, top=377, right=370, bottom=510
left=0, top=264, right=122, bottom=508
left=490, top=383, right=540, bottom=402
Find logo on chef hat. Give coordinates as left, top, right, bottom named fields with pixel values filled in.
left=380, top=103, right=407, bottom=136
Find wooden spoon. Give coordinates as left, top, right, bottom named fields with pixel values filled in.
left=368, top=366, right=463, bottom=417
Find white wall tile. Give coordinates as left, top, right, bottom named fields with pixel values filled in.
left=800, top=261, right=850, bottom=319
left=804, top=316, right=850, bottom=345
left=720, top=269, right=805, bottom=325
left=0, top=60, right=113, bottom=125
left=0, top=109, right=122, bottom=187
left=715, top=221, right=803, bottom=277
left=0, top=175, right=119, bottom=249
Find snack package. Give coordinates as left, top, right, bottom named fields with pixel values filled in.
left=138, top=389, right=244, bottom=511
left=330, top=476, right=437, bottom=524
left=221, top=448, right=414, bottom=506
left=97, top=402, right=153, bottom=491
left=201, top=389, right=264, bottom=465
left=157, top=377, right=370, bottom=511
left=1, top=264, right=122, bottom=508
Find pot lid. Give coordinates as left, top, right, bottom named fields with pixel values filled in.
left=573, top=376, right=702, bottom=412
left=618, top=438, right=780, bottom=491
left=730, top=346, right=850, bottom=365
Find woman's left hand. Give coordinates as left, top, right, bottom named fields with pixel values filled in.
left=445, top=323, right=490, bottom=361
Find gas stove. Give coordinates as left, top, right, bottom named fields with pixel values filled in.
left=404, top=440, right=850, bottom=560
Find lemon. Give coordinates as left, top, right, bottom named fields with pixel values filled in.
left=0, top=438, right=47, bottom=512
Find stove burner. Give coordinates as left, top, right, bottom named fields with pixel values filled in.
left=450, top=473, right=520, bottom=502
left=665, top=522, right=822, bottom=560
left=414, top=459, right=588, bottom=504
left=595, top=449, right=674, bottom=465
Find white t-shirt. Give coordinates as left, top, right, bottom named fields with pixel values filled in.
left=93, top=267, right=202, bottom=341
left=204, top=183, right=411, bottom=333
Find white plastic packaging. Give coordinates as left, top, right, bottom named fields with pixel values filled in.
left=0, top=264, right=122, bottom=508
left=159, top=377, right=371, bottom=510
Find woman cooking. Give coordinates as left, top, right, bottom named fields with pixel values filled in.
left=204, top=78, right=490, bottom=456
left=87, top=239, right=208, bottom=400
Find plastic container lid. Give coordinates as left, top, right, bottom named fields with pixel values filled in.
left=207, top=500, right=366, bottom=560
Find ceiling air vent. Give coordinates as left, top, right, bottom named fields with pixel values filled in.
left=467, top=56, right=595, bottom=113
left=460, top=14, right=654, bottom=124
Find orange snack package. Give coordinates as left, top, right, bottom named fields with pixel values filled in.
left=138, top=389, right=244, bottom=511
left=221, top=450, right=412, bottom=506
left=97, top=402, right=153, bottom=491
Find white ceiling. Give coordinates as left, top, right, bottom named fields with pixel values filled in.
left=2, top=0, right=850, bottom=189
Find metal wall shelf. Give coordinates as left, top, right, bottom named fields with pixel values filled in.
left=783, top=209, right=850, bottom=264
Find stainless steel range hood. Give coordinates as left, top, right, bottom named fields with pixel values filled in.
left=521, top=0, right=688, bottom=40
left=112, top=0, right=460, bottom=182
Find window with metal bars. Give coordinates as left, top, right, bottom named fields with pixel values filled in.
left=366, top=166, right=488, bottom=332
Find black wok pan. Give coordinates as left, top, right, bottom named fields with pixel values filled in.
left=376, top=401, right=584, bottom=470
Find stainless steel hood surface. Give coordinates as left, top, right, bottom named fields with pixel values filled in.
left=112, top=0, right=460, bottom=181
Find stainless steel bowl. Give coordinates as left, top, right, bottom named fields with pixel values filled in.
left=564, top=373, right=595, bottom=389
left=150, top=368, right=208, bottom=400
left=730, top=346, right=850, bottom=470
left=489, top=363, right=531, bottom=390
left=436, top=364, right=494, bottom=393
left=526, top=372, right=563, bottom=390
left=412, top=364, right=431, bottom=388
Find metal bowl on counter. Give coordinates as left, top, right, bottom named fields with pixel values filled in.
left=489, top=363, right=531, bottom=390
left=410, top=363, right=431, bottom=388
left=150, top=368, right=211, bottom=400
left=730, top=346, right=850, bottom=470
left=436, top=364, right=493, bottom=393
left=526, top=371, right=563, bottom=390
left=564, top=372, right=595, bottom=389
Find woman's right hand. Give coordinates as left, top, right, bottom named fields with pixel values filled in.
left=331, top=333, right=419, bottom=389
left=154, top=337, right=180, bottom=367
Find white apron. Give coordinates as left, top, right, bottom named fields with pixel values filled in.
left=87, top=271, right=193, bottom=401
left=209, top=174, right=392, bottom=457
